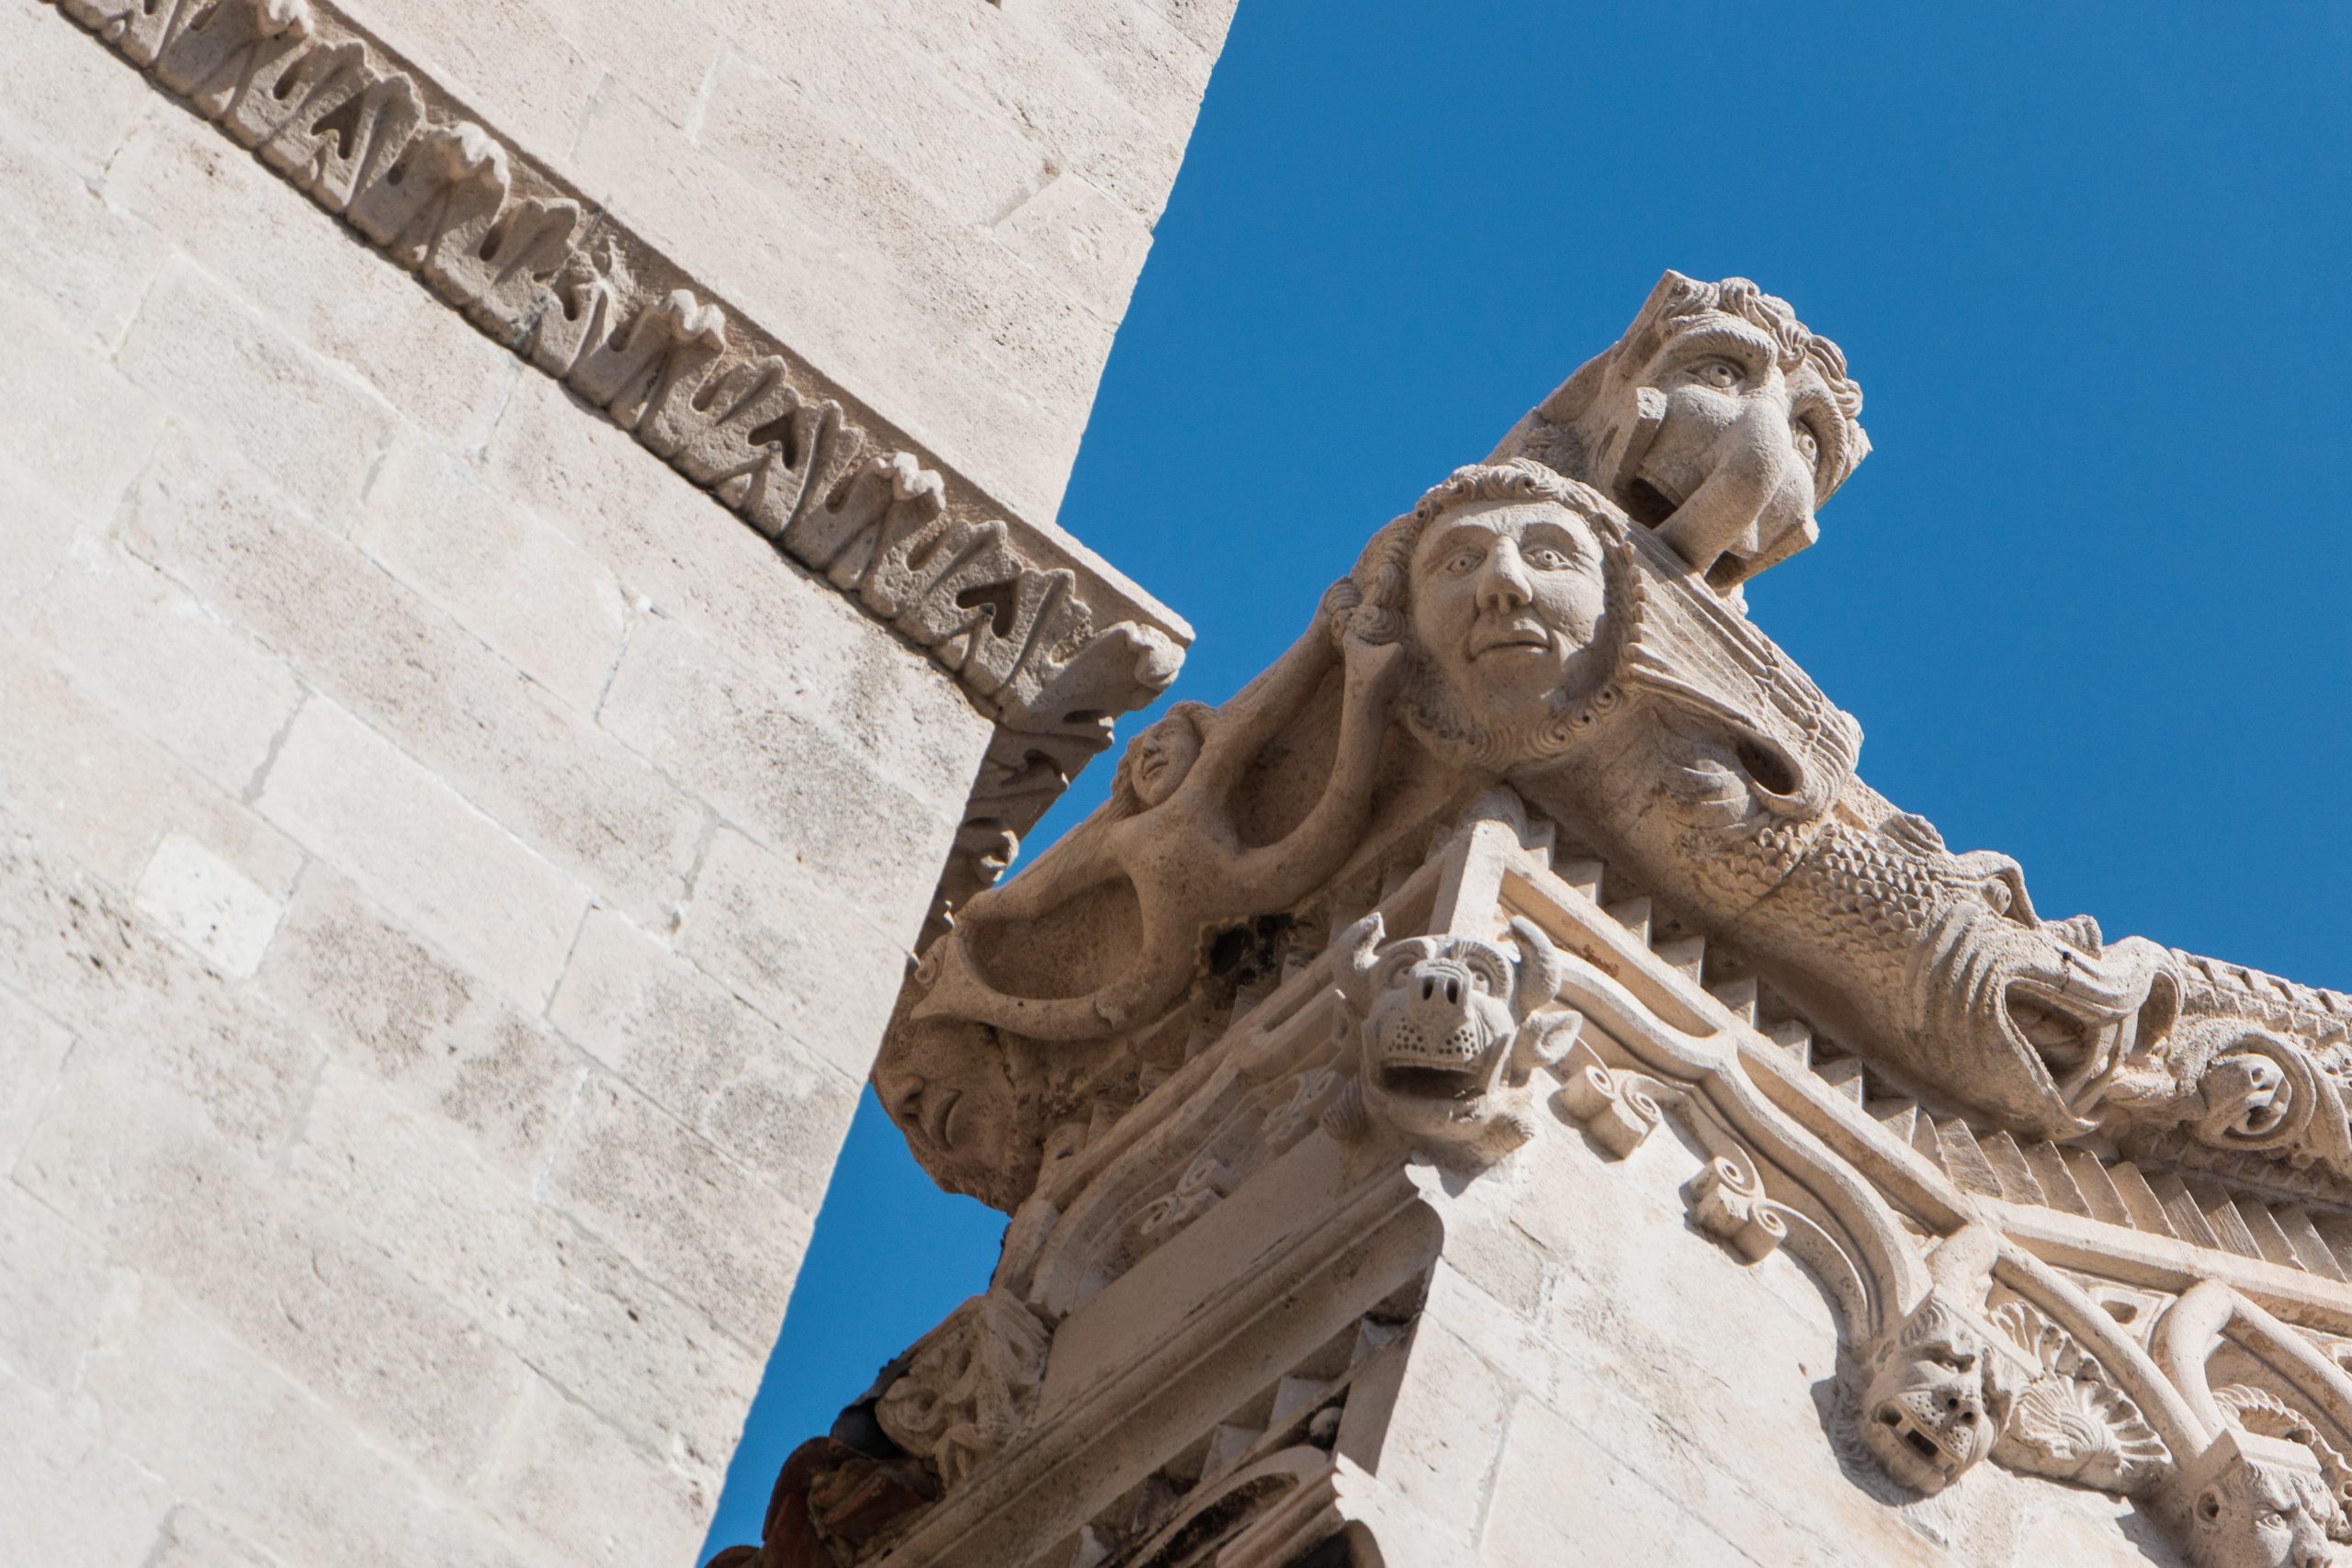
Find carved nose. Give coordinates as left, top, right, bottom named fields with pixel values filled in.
left=1475, top=540, right=1532, bottom=612
left=1418, top=972, right=1463, bottom=1007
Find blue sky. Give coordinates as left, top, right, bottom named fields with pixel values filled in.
left=705, top=4, right=2352, bottom=1551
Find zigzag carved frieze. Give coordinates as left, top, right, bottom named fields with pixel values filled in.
left=40, top=0, right=1188, bottom=922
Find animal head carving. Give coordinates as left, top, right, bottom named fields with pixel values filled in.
left=1491, top=271, right=1868, bottom=591
left=2181, top=1429, right=2350, bottom=1568
left=1859, top=1291, right=2018, bottom=1494
left=1329, top=911, right=1573, bottom=1164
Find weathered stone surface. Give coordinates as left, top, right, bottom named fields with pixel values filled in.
left=254, top=700, right=587, bottom=1006
left=258, top=867, right=583, bottom=1174
left=115, top=260, right=402, bottom=524
left=478, top=1376, right=717, bottom=1568
left=0, top=1367, right=175, bottom=1568
left=355, top=439, right=628, bottom=716
left=128, top=431, right=707, bottom=930
left=551, top=908, right=867, bottom=1173
left=542, top=1075, right=821, bottom=1351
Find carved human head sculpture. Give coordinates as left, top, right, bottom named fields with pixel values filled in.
left=2181, top=1431, right=2349, bottom=1568
left=1351, top=460, right=1634, bottom=772
left=1492, top=271, right=1868, bottom=590
left=1110, top=701, right=1210, bottom=812
left=874, top=1013, right=1050, bottom=1212
left=1328, top=910, right=1572, bottom=1164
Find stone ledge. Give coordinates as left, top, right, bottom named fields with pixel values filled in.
left=39, top=0, right=1191, bottom=925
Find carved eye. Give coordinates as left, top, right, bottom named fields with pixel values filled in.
left=1696, top=358, right=1744, bottom=391
left=1982, top=881, right=2012, bottom=917
left=1522, top=545, right=1573, bottom=570
left=1792, top=422, right=1821, bottom=467
left=1442, top=547, right=1484, bottom=577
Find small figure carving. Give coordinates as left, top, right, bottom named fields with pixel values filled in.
left=1325, top=909, right=1573, bottom=1164
left=1490, top=271, right=1869, bottom=589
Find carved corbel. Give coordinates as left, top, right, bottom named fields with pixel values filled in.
left=1552, top=1035, right=1664, bottom=1159
left=1682, top=1151, right=1788, bottom=1264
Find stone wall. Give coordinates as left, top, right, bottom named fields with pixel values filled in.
left=0, top=0, right=1226, bottom=1562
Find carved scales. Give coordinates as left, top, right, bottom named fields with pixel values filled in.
left=716, top=281, right=2352, bottom=1565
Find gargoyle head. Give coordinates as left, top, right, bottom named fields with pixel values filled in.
left=1491, top=272, right=1868, bottom=591
left=1330, top=911, right=1571, bottom=1164
left=2182, top=1431, right=2350, bottom=1568
left=1859, top=1291, right=2018, bottom=1494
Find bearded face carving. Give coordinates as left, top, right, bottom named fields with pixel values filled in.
left=1330, top=911, right=1571, bottom=1164
left=1491, top=271, right=1869, bottom=590
left=1858, top=1293, right=2015, bottom=1494
left=1406, top=498, right=1610, bottom=737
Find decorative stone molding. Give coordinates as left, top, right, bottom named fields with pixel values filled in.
left=730, top=273, right=2352, bottom=1567
left=37, top=0, right=1192, bottom=927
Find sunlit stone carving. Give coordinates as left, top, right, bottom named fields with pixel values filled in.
left=740, top=273, right=2352, bottom=1568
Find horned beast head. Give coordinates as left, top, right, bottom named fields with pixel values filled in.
left=1491, top=271, right=1868, bottom=592
left=1329, top=911, right=1574, bottom=1164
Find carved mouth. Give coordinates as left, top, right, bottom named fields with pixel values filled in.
left=922, top=1088, right=963, bottom=1150
left=1379, top=1064, right=1486, bottom=1103
left=1468, top=621, right=1551, bottom=660
left=1623, top=473, right=1681, bottom=528
left=1872, top=1404, right=1965, bottom=1478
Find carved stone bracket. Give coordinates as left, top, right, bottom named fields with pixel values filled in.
left=38, top=0, right=1191, bottom=927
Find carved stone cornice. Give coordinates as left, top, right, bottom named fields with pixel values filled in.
left=39, top=0, right=1191, bottom=924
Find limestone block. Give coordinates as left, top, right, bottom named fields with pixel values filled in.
left=0, top=0, right=154, bottom=183
left=149, top=1506, right=282, bottom=1568
left=257, top=867, right=584, bottom=1175
left=0, top=1179, right=110, bottom=1395
left=694, top=39, right=1048, bottom=233
left=994, top=170, right=1157, bottom=325
left=0, top=983, right=72, bottom=1170
left=356, top=438, right=628, bottom=716
left=0, top=450, right=91, bottom=612
left=481, top=374, right=995, bottom=814
left=599, top=612, right=964, bottom=930
left=327, top=0, right=616, bottom=168
left=253, top=699, right=587, bottom=1006
left=0, top=1365, right=175, bottom=1568
left=0, top=835, right=318, bottom=1156
left=550, top=908, right=865, bottom=1185
left=542, top=1075, right=822, bottom=1349
left=18, top=1067, right=533, bottom=1489
left=0, top=637, right=304, bottom=899
left=0, top=106, right=172, bottom=351
left=102, top=116, right=523, bottom=457
left=477, top=1376, right=715, bottom=1567
left=571, top=79, right=1096, bottom=526
left=114, top=259, right=400, bottom=523
left=135, top=833, right=286, bottom=979
left=675, top=826, right=915, bottom=1051
left=128, top=431, right=706, bottom=929
left=1370, top=1317, right=1516, bottom=1527
left=1482, top=1394, right=1771, bottom=1568
left=749, top=0, right=1196, bottom=225
left=0, top=270, right=164, bottom=523
left=20, top=536, right=304, bottom=798
left=289, top=1062, right=764, bottom=1471
left=83, top=1291, right=543, bottom=1568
